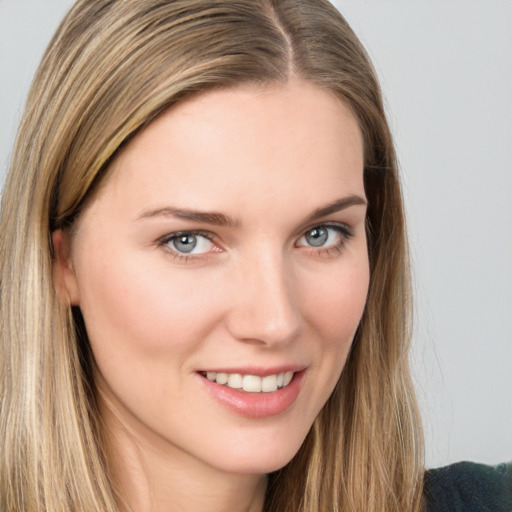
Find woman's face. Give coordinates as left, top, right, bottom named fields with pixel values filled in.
left=55, top=80, right=369, bottom=476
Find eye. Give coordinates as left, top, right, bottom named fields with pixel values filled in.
left=297, top=224, right=353, bottom=252
left=303, top=226, right=330, bottom=247
left=160, top=231, right=216, bottom=255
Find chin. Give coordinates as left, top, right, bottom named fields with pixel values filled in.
left=206, top=428, right=310, bottom=476
left=217, top=454, right=296, bottom=476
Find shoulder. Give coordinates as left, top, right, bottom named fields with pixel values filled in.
left=423, top=461, right=512, bottom=512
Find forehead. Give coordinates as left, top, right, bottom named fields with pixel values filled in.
left=85, top=80, right=365, bottom=225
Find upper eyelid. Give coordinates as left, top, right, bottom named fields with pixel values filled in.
left=158, top=223, right=351, bottom=239
left=158, top=222, right=353, bottom=241
left=298, top=221, right=353, bottom=237
left=296, top=223, right=353, bottom=242
left=159, top=230, right=215, bottom=243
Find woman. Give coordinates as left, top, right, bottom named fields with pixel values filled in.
left=0, top=1, right=509, bottom=511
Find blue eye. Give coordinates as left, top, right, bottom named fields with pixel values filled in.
left=172, top=234, right=198, bottom=253
left=298, top=224, right=352, bottom=250
left=162, top=232, right=215, bottom=255
left=304, top=227, right=329, bottom=247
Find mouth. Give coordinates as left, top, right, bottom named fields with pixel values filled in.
left=197, top=368, right=306, bottom=418
left=199, top=371, right=295, bottom=393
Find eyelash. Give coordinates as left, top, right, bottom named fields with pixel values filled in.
left=157, top=224, right=354, bottom=263
left=297, top=224, right=354, bottom=257
left=158, top=230, right=216, bottom=263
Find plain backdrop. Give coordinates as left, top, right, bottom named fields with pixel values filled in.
left=1, top=0, right=511, bottom=468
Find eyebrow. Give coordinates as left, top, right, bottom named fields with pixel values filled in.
left=303, top=194, right=367, bottom=223
left=138, top=207, right=236, bottom=227
left=137, top=194, right=366, bottom=227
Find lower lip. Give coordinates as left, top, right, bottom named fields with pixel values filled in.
left=197, top=371, right=305, bottom=418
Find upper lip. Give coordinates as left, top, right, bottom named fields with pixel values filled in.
left=197, top=365, right=307, bottom=377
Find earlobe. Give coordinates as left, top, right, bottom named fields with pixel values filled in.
left=52, top=229, right=80, bottom=305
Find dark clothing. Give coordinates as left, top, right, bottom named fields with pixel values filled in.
left=424, top=461, right=512, bottom=511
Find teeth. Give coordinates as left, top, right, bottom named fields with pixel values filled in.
left=261, top=375, right=277, bottom=393
left=203, top=371, right=295, bottom=393
left=227, top=373, right=242, bottom=389
left=216, top=372, right=228, bottom=385
left=243, top=375, right=262, bottom=392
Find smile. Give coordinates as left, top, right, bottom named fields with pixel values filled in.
left=202, top=371, right=294, bottom=393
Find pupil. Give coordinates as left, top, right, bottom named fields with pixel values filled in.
left=173, top=234, right=197, bottom=253
left=307, top=228, right=327, bottom=247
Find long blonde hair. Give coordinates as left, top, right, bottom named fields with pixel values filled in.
left=0, top=1, right=424, bottom=511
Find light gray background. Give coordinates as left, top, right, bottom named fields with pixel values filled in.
left=1, top=0, right=511, bottom=468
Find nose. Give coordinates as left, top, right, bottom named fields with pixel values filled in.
left=224, top=249, right=302, bottom=347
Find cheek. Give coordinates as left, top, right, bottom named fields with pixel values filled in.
left=75, top=248, right=224, bottom=363
left=305, top=259, right=369, bottom=343
left=304, top=256, right=369, bottom=392
left=283, top=256, right=370, bottom=434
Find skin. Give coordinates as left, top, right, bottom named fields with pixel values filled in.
left=54, top=79, right=370, bottom=512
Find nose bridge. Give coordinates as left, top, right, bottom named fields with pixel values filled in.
left=226, top=244, right=301, bottom=346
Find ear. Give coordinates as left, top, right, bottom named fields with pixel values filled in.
left=52, top=229, right=80, bottom=305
